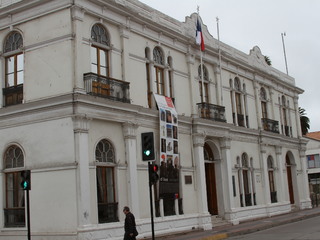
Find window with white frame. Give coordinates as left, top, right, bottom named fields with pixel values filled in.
left=267, top=156, right=277, bottom=203
left=91, top=24, right=110, bottom=76
left=3, top=31, right=24, bottom=106
left=95, top=139, right=118, bottom=223
left=307, top=154, right=320, bottom=169
left=153, top=47, right=165, bottom=96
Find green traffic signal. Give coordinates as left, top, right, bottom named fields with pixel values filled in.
left=144, top=149, right=151, bottom=156
left=141, top=132, right=155, bottom=161
left=22, top=181, right=28, bottom=190
left=21, top=170, right=31, bottom=191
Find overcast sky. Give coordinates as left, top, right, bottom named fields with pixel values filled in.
left=139, top=0, right=320, bottom=132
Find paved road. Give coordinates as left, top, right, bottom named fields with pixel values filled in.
left=227, top=215, right=320, bottom=240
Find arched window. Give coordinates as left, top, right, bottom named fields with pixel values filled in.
left=153, top=47, right=165, bottom=95
left=267, top=156, right=277, bottom=203
left=198, top=64, right=209, bottom=103
left=281, top=95, right=289, bottom=136
left=153, top=47, right=164, bottom=65
left=95, top=139, right=118, bottom=223
left=4, top=145, right=25, bottom=227
left=91, top=24, right=110, bottom=76
left=239, top=153, right=252, bottom=207
left=260, top=87, right=268, bottom=119
left=234, top=77, right=241, bottom=91
left=204, top=143, right=214, bottom=162
left=3, top=31, right=24, bottom=106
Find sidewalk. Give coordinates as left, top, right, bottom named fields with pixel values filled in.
left=146, top=207, right=320, bottom=240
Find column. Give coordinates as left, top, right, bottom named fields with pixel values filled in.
left=240, top=93, right=247, bottom=127
left=299, top=147, right=311, bottom=207
left=213, top=65, right=222, bottom=106
left=120, top=24, right=130, bottom=82
left=193, top=132, right=208, bottom=214
left=260, top=145, right=271, bottom=204
left=253, top=81, right=262, bottom=129
left=293, top=95, right=302, bottom=137
left=269, top=88, right=275, bottom=119
left=275, top=146, right=285, bottom=202
left=186, top=50, right=198, bottom=117
left=220, top=137, right=234, bottom=211
left=122, top=122, right=140, bottom=218
left=71, top=5, right=86, bottom=93
left=73, top=115, right=91, bottom=226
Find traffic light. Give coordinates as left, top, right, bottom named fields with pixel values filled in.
left=21, top=170, right=31, bottom=190
left=149, top=163, right=159, bottom=185
left=141, top=132, right=155, bottom=161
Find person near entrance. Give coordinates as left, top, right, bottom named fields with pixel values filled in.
left=123, top=206, right=138, bottom=240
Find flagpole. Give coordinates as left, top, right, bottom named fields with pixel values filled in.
left=197, top=6, right=205, bottom=104
left=281, top=32, right=289, bottom=75
left=216, top=17, right=223, bottom=105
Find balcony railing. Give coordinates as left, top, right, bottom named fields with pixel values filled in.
left=197, top=102, right=226, bottom=122
left=271, top=191, right=277, bottom=203
left=98, top=202, right=119, bottom=223
left=281, top=125, right=292, bottom=137
left=4, top=208, right=25, bottom=228
left=237, top=114, right=245, bottom=127
left=3, top=84, right=23, bottom=106
left=262, top=118, right=279, bottom=133
left=84, top=73, right=130, bottom=103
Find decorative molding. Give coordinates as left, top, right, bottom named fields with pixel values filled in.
left=73, top=114, right=91, bottom=133
left=122, top=121, right=138, bottom=139
left=192, top=132, right=206, bottom=147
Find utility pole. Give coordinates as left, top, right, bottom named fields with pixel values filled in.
left=281, top=32, right=289, bottom=75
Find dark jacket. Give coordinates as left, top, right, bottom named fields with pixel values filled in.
left=124, top=212, right=136, bottom=240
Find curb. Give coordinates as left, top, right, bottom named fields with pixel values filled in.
left=200, top=210, right=320, bottom=240
left=201, top=233, right=228, bottom=240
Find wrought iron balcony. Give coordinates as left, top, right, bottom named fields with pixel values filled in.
left=262, top=118, right=279, bottom=133
left=97, top=202, right=119, bottom=223
left=84, top=73, right=130, bottom=103
left=3, top=84, right=23, bottom=106
left=197, top=102, right=226, bottom=122
left=4, top=207, right=25, bottom=227
left=271, top=191, right=278, bottom=203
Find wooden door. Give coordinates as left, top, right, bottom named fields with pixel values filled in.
left=286, top=156, right=295, bottom=204
left=205, top=162, right=218, bottom=215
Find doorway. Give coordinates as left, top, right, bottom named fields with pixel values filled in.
left=286, top=155, right=295, bottom=204
left=204, top=143, right=218, bottom=215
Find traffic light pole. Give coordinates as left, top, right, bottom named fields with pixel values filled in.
left=26, top=189, right=31, bottom=240
left=148, top=162, right=155, bottom=240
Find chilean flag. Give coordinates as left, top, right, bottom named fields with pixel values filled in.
left=196, top=18, right=205, bottom=51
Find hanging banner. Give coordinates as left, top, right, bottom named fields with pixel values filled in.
left=154, top=94, right=179, bottom=196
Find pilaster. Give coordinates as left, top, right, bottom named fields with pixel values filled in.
left=275, top=146, right=285, bottom=202
left=220, top=137, right=234, bottom=210
left=192, top=132, right=208, bottom=214
left=73, top=114, right=91, bottom=227
left=122, top=122, right=140, bottom=218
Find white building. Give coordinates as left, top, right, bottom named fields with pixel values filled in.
left=305, top=132, right=320, bottom=206
left=0, top=0, right=311, bottom=239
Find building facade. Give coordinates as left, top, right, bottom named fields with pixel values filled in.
left=0, top=0, right=311, bottom=239
left=305, top=132, right=320, bottom=206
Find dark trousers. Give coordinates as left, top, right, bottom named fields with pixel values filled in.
left=123, top=233, right=136, bottom=240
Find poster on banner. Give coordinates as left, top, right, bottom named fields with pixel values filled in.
left=154, top=94, right=179, bottom=196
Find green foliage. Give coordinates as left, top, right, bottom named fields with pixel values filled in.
left=264, top=56, right=272, bottom=66
left=299, top=107, right=310, bottom=135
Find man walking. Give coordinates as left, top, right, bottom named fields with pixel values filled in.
left=123, top=206, right=138, bottom=240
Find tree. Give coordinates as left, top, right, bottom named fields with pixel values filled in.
left=299, top=107, right=310, bottom=135
left=264, top=56, right=272, bottom=66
